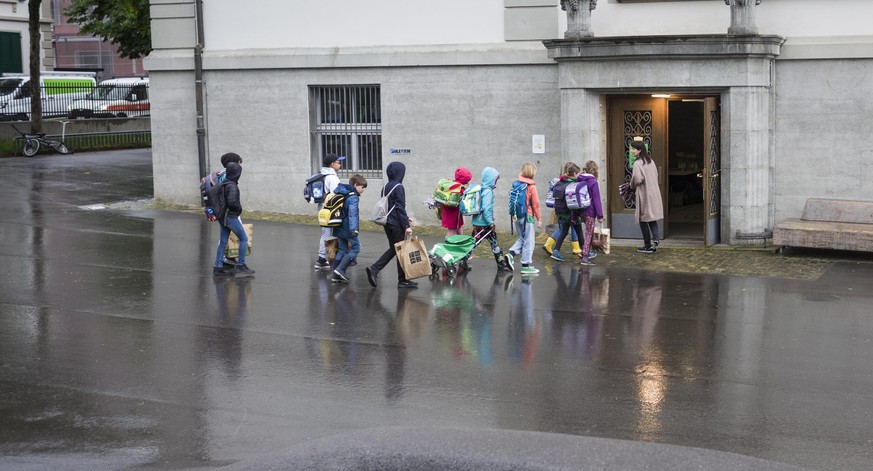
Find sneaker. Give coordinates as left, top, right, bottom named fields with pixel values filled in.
left=520, top=265, right=540, bottom=275
left=333, top=269, right=349, bottom=282
left=314, top=259, right=330, bottom=270
left=365, top=265, right=378, bottom=287
left=551, top=251, right=565, bottom=262
left=589, top=251, right=597, bottom=259
left=212, top=266, right=234, bottom=277
left=459, top=259, right=472, bottom=272
left=653, top=240, right=660, bottom=248
left=330, top=274, right=343, bottom=283
left=504, top=253, right=515, bottom=271
left=222, top=257, right=236, bottom=268
left=235, top=264, right=255, bottom=275
left=637, top=246, right=655, bottom=254
left=349, top=259, right=358, bottom=267
left=580, top=258, right=596, bottom=266
left=397, top=280, right=419, bottom=289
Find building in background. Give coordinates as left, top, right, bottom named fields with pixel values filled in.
left=146, top=0, right=873, bottom=246
left=0, top=1, right=52, bottom=74
left=50, top=0, right=145, bottom=78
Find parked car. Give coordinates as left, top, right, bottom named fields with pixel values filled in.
left=68, top=77, right=150, bottom=119
left=0, top=72, right=96, bottom=121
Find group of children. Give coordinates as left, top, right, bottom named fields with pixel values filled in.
left=302, top=158, right=605, bottom=285
left=431, top=160, right=604, bottom=276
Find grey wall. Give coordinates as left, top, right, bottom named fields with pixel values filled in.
left=773, top=58, right=873, bottom=222
left=151, top=64, right=561, bottom=231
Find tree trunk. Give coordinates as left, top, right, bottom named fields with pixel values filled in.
left=28, top=0, right=43, bottom=134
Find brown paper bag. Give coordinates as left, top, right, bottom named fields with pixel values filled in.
left=226, top=223, right=253, bottom=258
left=592, top=225, right=610, bottom=255
left=394, top=236, right=432, bottom=280
left=323, top=238, right=338, bottom=263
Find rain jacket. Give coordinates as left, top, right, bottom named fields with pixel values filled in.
left=382, top=161, right=409, bottom=229
left=517, top=174, right=542, bottom=223
left=332, top=182, right=360, bottom=238
left=441, top=167, right=473, bottom=230
left=472, top=167, right=499, bottom=227
left=576, top=173, right=603, bottom=219
left=221, top=162, right=242, bottom=224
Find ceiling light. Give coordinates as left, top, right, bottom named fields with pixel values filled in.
left=651, top=94, right=671, bottom=98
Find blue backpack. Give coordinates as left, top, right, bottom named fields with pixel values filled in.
left=508, top=180, right=528, bottom=221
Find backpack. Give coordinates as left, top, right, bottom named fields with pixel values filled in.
left=459, top=184, right=482, bottom=216
left=433, top=178, right=464, bottom=207
left=508, top=181, right=529, bottom=221
left=545, top=177, right=560, bottom=208
left=551, top=179, right=571, bottom=214
left=318, top=193, right=347, bottom=227
left=565, top=181, right=592, bottom=210
left=372, top=183, right=400, bottom=226
left=203, top=180, right=228, bottom=223
left=304, top=173, right=327, bottom=204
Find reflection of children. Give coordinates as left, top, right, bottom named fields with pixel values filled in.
left=331, top=175, right=367, bottom=283
left=508, top=163, right=542, bottom=275
left=471, top=167, right=512, bottom=272
left=576, top=161, right=604, bottom=266
left=441, top=167, right=473, bottom=236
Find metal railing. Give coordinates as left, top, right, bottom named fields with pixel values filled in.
left=13, top=130, right=151, bottom=155
left=0, top=82, right=150, bottom=121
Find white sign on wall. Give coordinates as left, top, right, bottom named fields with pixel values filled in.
left=532, top=135, right=545, bottom=154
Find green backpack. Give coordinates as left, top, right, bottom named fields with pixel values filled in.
left=433, top=178, right=464, bottom=207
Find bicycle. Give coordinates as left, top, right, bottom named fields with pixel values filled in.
left=13, top=123, right=73, bottom=157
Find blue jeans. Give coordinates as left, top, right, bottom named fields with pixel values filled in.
left=509, top=219, right=536, bottom=265
left=215, top=216, right=247, bottom=267
left=551, top=224, right=579, bottom=242
left=334, top=236, right=361, bottom=275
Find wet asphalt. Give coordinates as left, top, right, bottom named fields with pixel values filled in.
left=1, top=150, right=872, bottom=470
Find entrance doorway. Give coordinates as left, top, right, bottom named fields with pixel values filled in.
left=607, top=95, right=721, bottom=245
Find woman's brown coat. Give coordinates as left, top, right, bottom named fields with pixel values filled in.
left=631, top=159, right=664, bottom=223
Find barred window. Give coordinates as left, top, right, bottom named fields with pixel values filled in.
left=310, top=85, right=382, bottom=178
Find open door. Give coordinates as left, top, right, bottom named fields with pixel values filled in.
left=703, top=97, right=721, bottom=246
left=608, top=96, right=667, bottom=239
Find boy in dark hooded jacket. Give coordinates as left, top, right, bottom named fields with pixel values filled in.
left=213, top=162, right=254, bottom=276
left=366, top=161, right=417, bottom=289
left=331, top=175, right=367, bottom=283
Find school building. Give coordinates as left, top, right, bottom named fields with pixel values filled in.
left=145, top=0, right=873, bottom=245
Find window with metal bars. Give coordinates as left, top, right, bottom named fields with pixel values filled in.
left=310, top=85, right=382, bottom=177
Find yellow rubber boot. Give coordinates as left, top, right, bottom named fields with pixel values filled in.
left=542, top=237, right=555, bottom=255
left=572, top=241, right=582, bottom=255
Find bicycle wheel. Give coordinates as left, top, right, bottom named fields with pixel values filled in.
left=23, top=139, right=40, bottom=157
left=50, top=141, right=72, bottom=155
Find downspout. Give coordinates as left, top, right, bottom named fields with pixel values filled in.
left=195, top=0, right=207, bottom=181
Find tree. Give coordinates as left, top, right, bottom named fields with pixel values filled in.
left=65, top=0, right=152, bottom=60
left=28, top=0, right=42, bottom=133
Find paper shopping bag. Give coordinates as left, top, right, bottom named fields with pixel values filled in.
left=226, top=223, right=253, bottom=258
left=323, top=237, right=338, bottom=263
left=394, top=236, right=432, bottom=280
left=592, top=225, right=610, bottom=255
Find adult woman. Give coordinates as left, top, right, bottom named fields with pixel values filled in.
left=630, top=141, right=663, bottom=253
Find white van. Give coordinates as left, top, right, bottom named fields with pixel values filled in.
left=0, top=72, right=96, bottom=121
left=68, top=77, right=150, bottom=119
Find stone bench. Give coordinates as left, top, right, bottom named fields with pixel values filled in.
left=773, top=198, right=873, bottom=253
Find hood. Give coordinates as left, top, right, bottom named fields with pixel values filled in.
left=518, top=175, right=536, bottom=185
left=334, top=182, right=356, bottom=196
left=386, top=161, right=406, bottom=183
left=560, top=175, right=576, bottom=183
left=481, top=167, right=499, bottom=189
left=578, top=173, right=596, bottom=184
left=454, top=167, right=472, bottom=185
left=225, top=162, right=242, bottom=183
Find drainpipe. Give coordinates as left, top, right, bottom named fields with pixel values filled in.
left=194, top=0, right=207, bottom=181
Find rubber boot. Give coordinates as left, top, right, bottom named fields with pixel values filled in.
left=572, top=241, right=582, bottom=255
left=542, top=237, right=555, bottom=255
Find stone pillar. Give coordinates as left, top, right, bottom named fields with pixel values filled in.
left=561, top=87, right=600, bottom=168
left=561, top=0, right=597, bottom=39
left=722, top=84, right=774, bottom=245
left=725, top=0, right=762, bottom=36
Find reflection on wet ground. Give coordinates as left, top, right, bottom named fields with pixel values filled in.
left=1, top=151, right=872, bottom=470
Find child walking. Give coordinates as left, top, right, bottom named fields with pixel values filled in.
left=331, top=174, right=367, bottom=283
left=508, top=163, right=542, bottom=274
left=441, top=167, right=473, bottom=236
left=213, top=162, right=255, bottom=276
left=576, top=161, right=604, bottom=266
left=471, top=167, right=513, bottom=272
left=550, top=162, right=583, bottom=263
